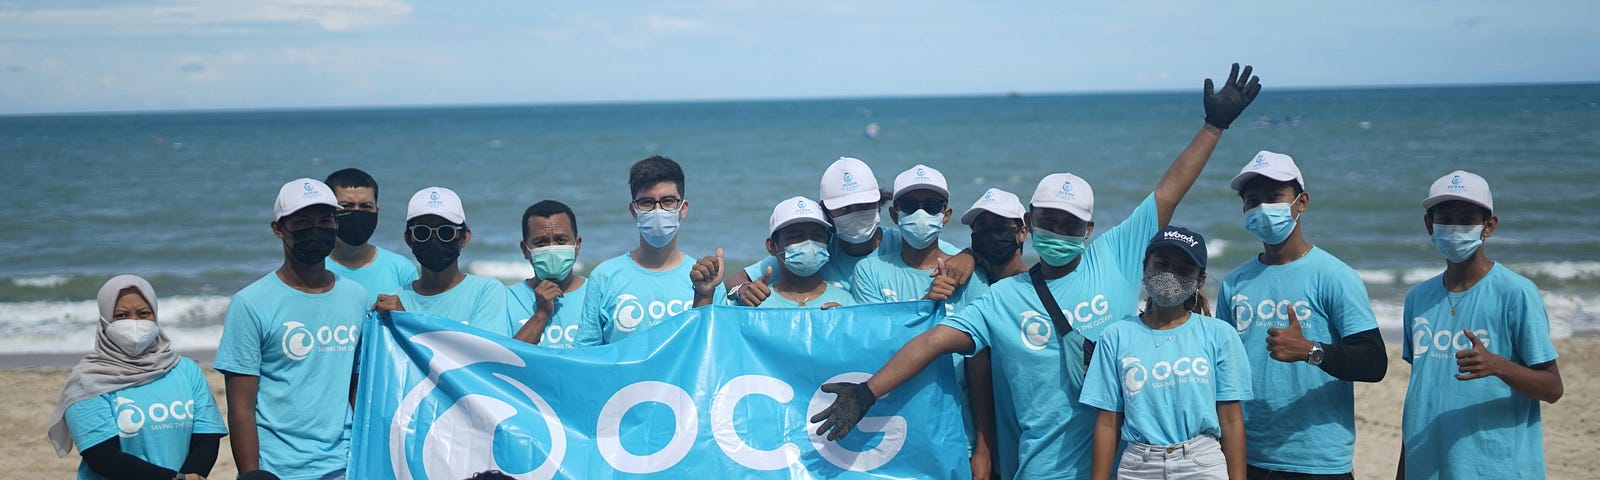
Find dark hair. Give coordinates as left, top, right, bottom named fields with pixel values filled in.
left=629, top=155, right=686, bottom=198
left=463, top=471, right=516, bottom=480
left=324, top=168, right=379, bottom=199
left=1237, top=176, right=1303, bottom=198
left=522, top=200, right=579, bottom=242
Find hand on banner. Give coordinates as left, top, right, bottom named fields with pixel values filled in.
left=1266, top=307, right=1313, bottom=363
left=925, top=257, right=956, bottom=301
left=738, top=267, right=775, bottom=306
left=819, top=302, right=843, bottom=309
left=373, top=294, right=405, bottom=317
left=691, top=248, right=724, bottom=307
left=810, top=381, right=877, bottom=441
left=1202, top=62, right=1262, bottom=130
left=1455, top=330, right=1508, bottom=381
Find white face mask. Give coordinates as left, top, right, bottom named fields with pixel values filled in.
left=105, top=319, right=160, bottom=355
left=832, top=210, right=879, bottom=244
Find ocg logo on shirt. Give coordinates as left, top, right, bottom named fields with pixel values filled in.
left=1227, top=294, right=1311, bottom=333
left=1067, top=294, right=1113, bottom=330
left=1410, top=316, right=1491, bottom=360
left=1017, top=311, right=1053, bottom=350
left=280, top=321, right=360, bottom=361
left=115, top=396, right=196, bottom=438
left=612, top=294, right=691, bottom=333
left=1119, top=355, right=1211, bottom=397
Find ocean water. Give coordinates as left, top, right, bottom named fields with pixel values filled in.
left=3, top=84, right=1598, bottom=354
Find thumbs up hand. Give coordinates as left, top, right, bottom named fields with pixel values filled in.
left=737, top=266, right=775, bottom=306
left=1455, top=330, right=1507, bottom=381
left=1266, top=307, right=1314, bottom=363
left=691, top=248, right=725, bottom=307
left=924, top=256, right=956, bottom=301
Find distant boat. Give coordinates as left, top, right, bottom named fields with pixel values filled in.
left=864, top=122, right=880, bottom=139
left=1005, top=91, right=1021, bottom=99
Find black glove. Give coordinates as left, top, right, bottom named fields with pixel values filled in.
left=1203, top=63, right=1262, bottom=129
left=809, top=382, right=877, bottom=441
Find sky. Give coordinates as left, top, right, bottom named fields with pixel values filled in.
left=0, top=0, right=1595, bottom=114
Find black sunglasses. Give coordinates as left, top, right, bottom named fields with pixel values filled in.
left=894, top=197, right=947, bottom=215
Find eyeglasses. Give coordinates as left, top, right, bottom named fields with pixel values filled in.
left=894, top=197, right=947, bottom=215
left=632, top=197, right=684, bottom=212
left=409, top=224, right=465, bottom=243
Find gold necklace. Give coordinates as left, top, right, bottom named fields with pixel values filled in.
left=1446, top=292, right=1465, bottom=316
left=1153, top=330, right=1178, bottom=349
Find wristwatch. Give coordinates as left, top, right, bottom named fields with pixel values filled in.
left=1307, top=342, right=1326, bottom=366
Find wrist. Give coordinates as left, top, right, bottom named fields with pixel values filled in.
left=1307, top=342, right=1326, bottom=366
left=1202, top=123, right=1225, bottom=135
left=726, top=282, right=748, bottom=302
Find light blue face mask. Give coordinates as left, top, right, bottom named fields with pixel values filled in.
left=528, top=244, right=577, bottom=281
left=782, top=240, right=831, bottom=277
left=1431, top=224, right=1484, bottom=264
left=637, top=209, right=680, bottom=248
left=1032, top=227, right=1087, bottom=267
left=897, top=210, right=944, bottom=249
left=1243, top=196, right=1300, bottom=245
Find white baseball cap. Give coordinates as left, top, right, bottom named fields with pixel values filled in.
left=407, top=187, right=467, bottom=224
left=892, top=164, right=949, bottom=200
left=1029, top=173, right=1094, bottom=221
left=769, top=196, right=831, bottom=235
left=1423, top=170, right=1493, bottom=212
left=960, top=188, right=1025, bottom=225
left=1230, top=150, right=1305, bottom=191
left=819, top=157, right=881, bottom=209
left=273, top=178, right=339, bottom=220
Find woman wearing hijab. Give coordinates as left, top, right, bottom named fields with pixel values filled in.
left=47, top=275, right=227, bottom=480
left=1080, top=226, right=1252, bottom=480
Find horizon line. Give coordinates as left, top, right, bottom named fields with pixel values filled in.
left=3, top=79, right=1596, bottom=119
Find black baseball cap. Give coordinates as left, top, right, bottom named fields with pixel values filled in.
left=1146, top=225, right=1207, bottom=272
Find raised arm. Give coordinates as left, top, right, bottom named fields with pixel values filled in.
left=1153, top=63, right=1261, bottom=227
left=810, top=325, right=977, bottom=440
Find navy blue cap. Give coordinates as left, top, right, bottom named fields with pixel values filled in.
left=1147, top=225, right=1207, bottom=272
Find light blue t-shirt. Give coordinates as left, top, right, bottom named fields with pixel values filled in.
left=395, top=273, right=508, bottom=336
left=65, top=357, right=226, bottom=480
left=851, top=247, right=984, bottom=316
left=1218, top=247, right=1379, bottom=473
left=325, top=245, right=418, bottom=304
left=740, top=227, right=960, bottom=299
left=214, top=273, right=368, bottom=480
left=505, top=279, right=599, bottom=348
left=582, top=252, right=725, bottom=344
left=755, top=281, right=854, bottom=308
left=939, top=193, right=1157, bottom=479
left=1401, top=263, right=1558, bottom=480
left=1081, top=314, right=1252, bottom=446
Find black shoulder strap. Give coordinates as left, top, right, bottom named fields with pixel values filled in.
left=1028, top=263, right=1095, bottom=369
left=1027, top=263, right=1073, bottom=337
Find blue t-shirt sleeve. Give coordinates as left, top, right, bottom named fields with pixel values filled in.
left=1510, top=280, right=1559, bottom=366
left=64, top=396, right=116, bottom=451
left=1401, top=287, right=1420, bottom=364
left=1099, top=194, right=1160, bottom=278
left=1324, top=265, right=1380, bottom=337
left=1215, top=280, right=1235, bottom=326
left=1215, top=322, right=1253, bottom=402
left=581, top=271, right=609, bottom=333
left=184, top=361, right=228, bottom=435
left=940, top=300, right=990, bottom=356
left=214, top=295, right=262, bottom=376
left=852, top=260, right=885, bottom=304
left=1078, top=325, right=1125, bottom=412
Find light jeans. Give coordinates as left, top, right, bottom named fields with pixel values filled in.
left=1117, top=434, right=1228, bottom=480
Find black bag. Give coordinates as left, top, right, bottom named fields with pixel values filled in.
left=1027, top=263, right=1095, bottom=370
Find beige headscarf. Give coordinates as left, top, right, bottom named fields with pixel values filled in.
left=46, top=274, right=179, bottom=457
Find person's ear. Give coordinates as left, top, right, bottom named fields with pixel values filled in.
left=941, top=207, right=952, bottom=225
left=889, top=208, right=901, bottom=223
left=766, top=237, right=778, bottom=257
left=520, top=239, right=532, bottom=259
left=1483, top=215, right=1498, bottom=238
left=1296, top=191, right=1311, bottom=214
left=461, top=228, right=472, bottom=248
left=1423, top=213, right=1434, bottom=235
left=574, top=236, right=583, bottom=258
left=1085, top=221, right=1096, bottom=238
left=678, top=199, right=689, bottom=220
left=271, top=220, right=285, bottom=240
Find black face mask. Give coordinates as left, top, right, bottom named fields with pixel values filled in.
left=289, top=227, right=338, bottom=264
left=412, top=238, right=462, bottom=273
left=334, top=210, right=378, bottom=246
left=971, top=226, right=1021, bottom=267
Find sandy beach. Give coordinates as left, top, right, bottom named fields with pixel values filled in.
left=6, top=339, right=1595, bottom=479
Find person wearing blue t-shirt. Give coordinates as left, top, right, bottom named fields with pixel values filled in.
left=1084, top=226, right=1252, bottom=480
left=506, top=200, right=600, bottom=347
left=958, top=187, right=1031, bottom=479
left=852, top=164, right=980, bottom=313
left=323, top=168, right=419, bottom=304
left=582, top=156, right=725, bottom=343
left=809, top=63, right=1261, bottom=480
left=1215, top=152, right=1387, bottom=479
left=374, top=187, right=509, bottom=336
left=216, top=179, right=370, bottom=480
left=49, top=275, right=226, bottom=480
left=1398, top=171, right=1563, bottom=480
left=725, top=156, right=974, bottom=306
left=754, top=196, right=852, bottom=308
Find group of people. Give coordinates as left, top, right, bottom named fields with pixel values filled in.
left=45, top=63, right=1562, bottom=480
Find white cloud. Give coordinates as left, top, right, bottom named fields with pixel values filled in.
left=0, top=0, right=413, bottom=37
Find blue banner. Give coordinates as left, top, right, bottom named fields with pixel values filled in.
left=351, top=302, right=968, bottom=479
